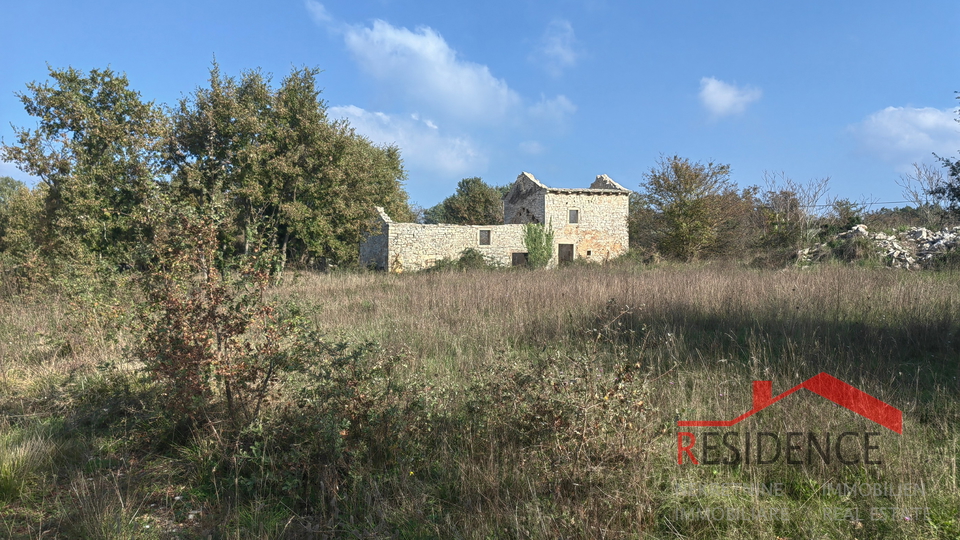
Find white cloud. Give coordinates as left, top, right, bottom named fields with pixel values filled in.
left=531, top=19, right=580, bottom=77
left=851, top=106, right=960, bottom=167
left=529, top=94, right=577, bottom=125
left=519, top=140, right=545, bottom=155
left=304, top=0, right=332, bottom=24
left=699, top=77, right=762, bottom=118
left=341, top=19, right=521, bottom=124
left=306, top=4, right=577, bottom=130
left=330, top=105, right=487, bottom=177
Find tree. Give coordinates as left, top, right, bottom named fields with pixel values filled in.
left=896, top=163, right=946, bottom=229
left=424, top=177, right=507, bottom=225
left=754, top=172, right=830, bottom=251
left=930, top=92, right=960, bottom=221
left=0, top=67, right=168, bottom=265
left=637, top=155, right=742, bottom=260
left=0, top=176, right=25, bottom=211
left=0, top=179, right=45, bottom=268
left=167, top=64, right=412, bottom=270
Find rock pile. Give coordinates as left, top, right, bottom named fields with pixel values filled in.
left=796, top=224, right=960, bottom=269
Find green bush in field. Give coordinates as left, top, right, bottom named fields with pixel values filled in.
left=429, top=248, right=498, bottom=272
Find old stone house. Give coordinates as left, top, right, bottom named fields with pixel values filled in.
left=360, top=172, right=630, bottom=272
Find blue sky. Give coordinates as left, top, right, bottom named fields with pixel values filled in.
left=2, top=0, right=959, bottom=209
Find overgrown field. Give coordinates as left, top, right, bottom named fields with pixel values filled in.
left=2, top=262, right=959, bottom=538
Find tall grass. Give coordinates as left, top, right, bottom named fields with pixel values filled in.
left=273, top=263, right=959, bottom=538
left=2, top=262, right=959, bottom=538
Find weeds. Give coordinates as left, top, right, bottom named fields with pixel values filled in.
left=1, top=263, right=959, bottom=538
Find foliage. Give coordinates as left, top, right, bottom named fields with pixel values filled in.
left=134, top=199, right=291, bottom=429
left=0, top=67, right=168, bottom=267
left=752, top=172, right=831, bottom=254
left=829, top=235, right=881, bottom=263
left=627, top=192, right=658, bottom=250
left=166, top=63, right=412, bottom=271
left=930, top=92, right=960, bottom=220
left=523, top=221, right=554, bottom=268
left=249, top=340, right=418, bottom=513
left=0, top=176, right=25, bottom=212
left=0, top=183, right=45, bottom=273
left=864, top=205, right=931, bottom=230
left=637, top=155, right=744, bottom=260
left=828, top=197, right=866, bottom=229
left=430, top=247, right=497, bottom=271
left=424, top=177, right=507, bottom=225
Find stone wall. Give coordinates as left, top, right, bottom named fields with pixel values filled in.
left=386, top=222, right=527, bottom=272
left=797, top=224, right=960, bottom=269
left=544, top=189, right=629, bottom=263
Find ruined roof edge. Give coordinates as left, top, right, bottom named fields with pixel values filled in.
left=545, top=187, right=631, bottom=195
left=516, top=171, right=631, bottom=194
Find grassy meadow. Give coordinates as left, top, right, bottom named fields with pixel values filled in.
left=1, top=261, right=959, bottom=538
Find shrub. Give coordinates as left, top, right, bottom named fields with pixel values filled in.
left=523, top=222, right=554, bottom=268
left=830, top=235, right=880, bottom=263
left=637, top=155, right=743, bottom=261
left=135, top=202, right=291, bottom=431
left=429, top=248, right=497, bottom=272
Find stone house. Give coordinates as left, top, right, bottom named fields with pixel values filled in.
left=359, top=172, right=630, bottom=272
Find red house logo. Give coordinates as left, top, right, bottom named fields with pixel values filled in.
left=677, top=372, right=902, bottom=434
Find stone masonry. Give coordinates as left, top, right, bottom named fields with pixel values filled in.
left=360, top=172, right=631, bottom=272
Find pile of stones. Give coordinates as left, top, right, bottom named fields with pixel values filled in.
left=796, top=224, right=960, bottom=269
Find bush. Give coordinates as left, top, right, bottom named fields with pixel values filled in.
left=523, top=222, right=554, bottom=268
left=430, top=248, right=498, bottom=272
left=926, top=250, right=960, bottom=271
left=830, top=235, right=880, bottom=263
left=637, top=155, right=752, bottom=261
left=135, top=202, right=292, bottom=431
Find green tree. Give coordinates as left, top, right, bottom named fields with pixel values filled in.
left=424, top=177, right=507, bottom=224
left=637, top=155, right=741, bottom=261
left=0, top=67, right=168, bottom=265
left=0, top=180, right=45, bottom=273
left=0, top=176, right=25, bottom=211
left=931, top=92, right=960, bottom=221
left=167, top=64, right=412, bottom=271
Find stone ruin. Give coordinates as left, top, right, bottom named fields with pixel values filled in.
left=797, top=224, right=960, bottom=269
left=360, top=172, right=631, bottom=272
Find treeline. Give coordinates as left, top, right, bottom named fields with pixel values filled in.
left=0, top=65, right=413, bottom=281
left=627, top=155, right=960, bottom=265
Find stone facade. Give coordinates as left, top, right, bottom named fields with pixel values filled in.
left=360, top=172, right=630, bottom=272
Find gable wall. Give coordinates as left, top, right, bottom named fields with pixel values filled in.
left=502, top=176, right=546, bottom=224
left=545, top=191, right=629, bottom=262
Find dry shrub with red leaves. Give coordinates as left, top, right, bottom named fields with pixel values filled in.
left=135, top=204, right=290, bottom=430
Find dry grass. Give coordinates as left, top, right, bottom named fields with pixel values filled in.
left=272, top=262, right=959, bottom=538
left=1, top=262, right=958, bottom=538
left=280, top=262, right=959, bottom=377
